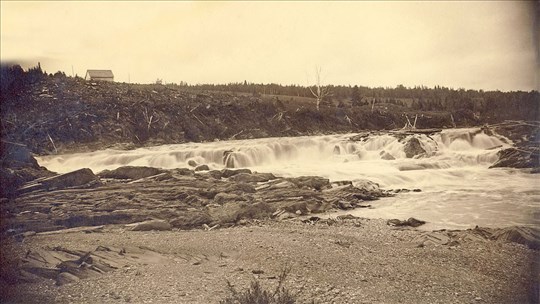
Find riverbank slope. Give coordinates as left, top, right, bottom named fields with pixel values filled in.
left=2, top=220, right=538, bottom=304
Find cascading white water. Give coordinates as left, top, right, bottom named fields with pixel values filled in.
left=36, top=128, right=539, bottom=230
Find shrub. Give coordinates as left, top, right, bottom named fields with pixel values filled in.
left=220, top=268, right=296, bottom=304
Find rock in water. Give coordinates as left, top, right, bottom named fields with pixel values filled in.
left=489, top=148, right=539, bottom=169
left=403, top=137, right=426, bottom=158
left=380, top=151, right=396, bottom=160
left=98, top=166, right=163, bottom=180
left=195, top=164, right=210, bottom=171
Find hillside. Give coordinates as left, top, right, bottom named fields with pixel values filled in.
left=1, top=68, right=486, bottom=155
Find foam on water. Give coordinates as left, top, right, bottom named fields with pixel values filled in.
left=36, top=128, right=539, bottom=229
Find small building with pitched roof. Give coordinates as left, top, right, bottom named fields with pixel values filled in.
left=85, top=70, right=114, bottom=82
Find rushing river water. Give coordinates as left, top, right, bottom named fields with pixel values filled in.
left=37, top=128, right=539, bottom=230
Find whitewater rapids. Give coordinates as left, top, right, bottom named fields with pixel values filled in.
left=36, top=128, right=539, bottom=230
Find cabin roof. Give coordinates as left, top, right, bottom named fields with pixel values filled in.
left=86, top=70, right=114, bottom=78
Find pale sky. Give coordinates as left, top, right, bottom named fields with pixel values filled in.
left=1, top=1, right=538, bottom=91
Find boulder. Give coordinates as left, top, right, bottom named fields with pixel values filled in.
left=353, top=180, right=381, bottom=192
left=492, top=226, right=540, bottom=249
left=338, top=200, right=354, bottom=210
left=331, top=180, right=353, bottom=187
left=1, top=141, right=39, bottom=168
left=380, top=151, right=396, bottom=160
left=195, top=164, right=210, bottom=171
left=387, top=217, right=426, bottom=227
left=229, top=172, right=275, bottom=183
left=130, top=220, right=172, bottom=231
left=173, top=168, right=194, bottom=176
left=353, top=191, right=381, bottom=201
left=187, top=160, right=198, bottom=167
left=287, top=176, right=330, bottom=190
left=403, top=137, right=426, bottom=158
left=1, top=141, right=55, bottom=197
left=222, top=182, right=257, bottom=194
left=234, top=202, right=274, bottom=221
left=221, top=168, right=252, bottom=178
left=489, top=148, right=539, bottom=169
left=198, top=188, right=219, bottom=199
left=19, top=168, right=100, bottom=193
left=214, top=192, right=248, bottom=205
left=2, top=167, right=54, bottom=197
left=208, top=202, right=244, bottom=225
left=207, top=170, right=222, bottom=179
left=56, top=212, right=141, bottom=229
left=281, top=201, right=309, bottom=214
left=170, top=211, right=212, bottom=229
left=98, top=166, right=163, bottom=180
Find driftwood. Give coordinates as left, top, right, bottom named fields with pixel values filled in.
left=389, top=128, right=442, bottom=135
left=192, top=113, right=204, bottom=125
left=229, top=129, right=244, bottom=140
left=46, top=133, right=58, bottom=154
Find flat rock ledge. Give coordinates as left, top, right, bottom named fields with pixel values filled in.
left=2, top=166, right=394, bottom=234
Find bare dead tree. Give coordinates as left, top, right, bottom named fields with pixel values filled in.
left=142, top=107, right=160, bottom=131
left=308, top=67, right=331, bottom=111
left=403, top=114, right=418, bottom=129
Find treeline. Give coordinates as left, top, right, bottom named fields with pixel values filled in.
left=173, top=82, right=539, bottom=122
left=0, top=63, right=70, bottom=104
left=0, top=63, right=45, bottom=100
left=1, top=64, right=538, bottom=123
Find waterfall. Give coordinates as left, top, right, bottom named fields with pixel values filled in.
left=35, top=127, right=538, bottom=230
left=37, top=127, right=511, bottom=177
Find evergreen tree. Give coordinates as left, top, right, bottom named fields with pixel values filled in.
left=351, top=85, right=361, bottom=106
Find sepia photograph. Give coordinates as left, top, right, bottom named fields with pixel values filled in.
left=1, top=1, right=539, bottom=303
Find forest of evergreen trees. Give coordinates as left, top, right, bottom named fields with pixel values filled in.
left=172, top=81, right=539, bottom=122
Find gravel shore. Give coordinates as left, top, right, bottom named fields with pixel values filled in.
left=2, top=218, right=537, bottom=304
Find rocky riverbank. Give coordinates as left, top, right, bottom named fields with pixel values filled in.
left=489, top=121, right=540, bottom=171
left=1, top=219, right=538, bottom=304
left=2, top=162, right=393, bottom=234
left=1, top=153, right=539, bottom=303
left=1, top=74, right=538, bottom=303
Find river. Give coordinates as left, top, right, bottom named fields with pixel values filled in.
left=36, top=127, right=539, bottom=230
